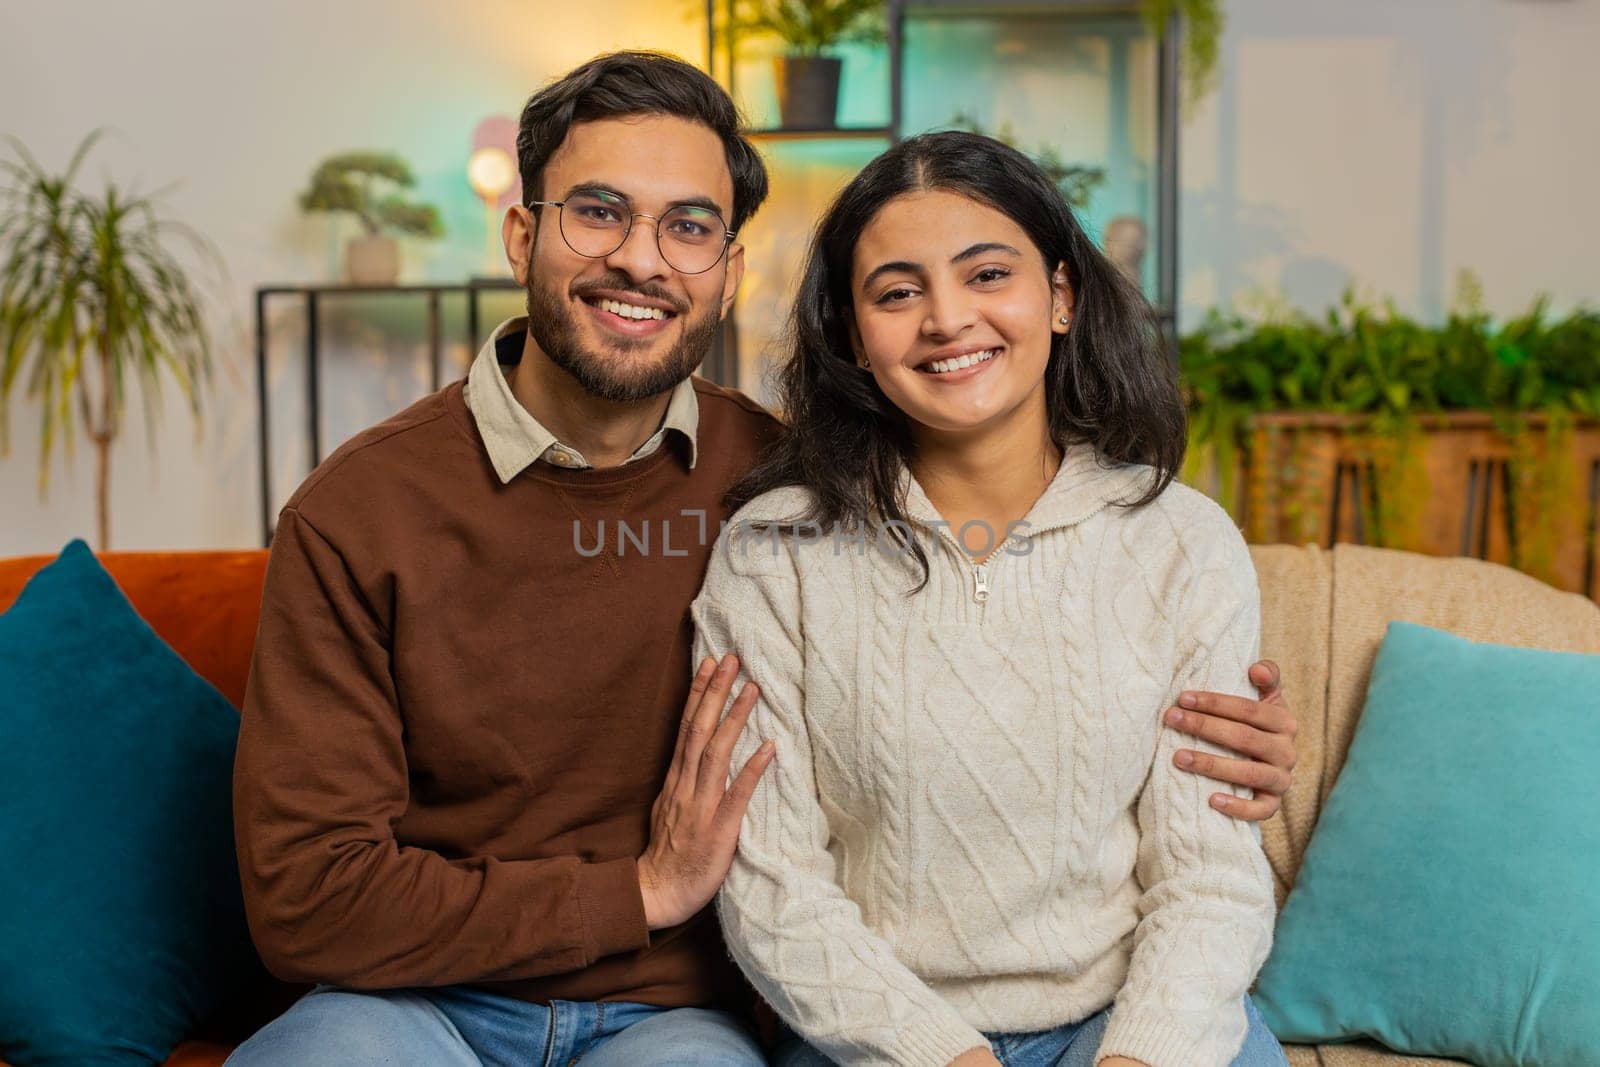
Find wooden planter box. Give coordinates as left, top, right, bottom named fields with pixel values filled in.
left=1193, top=412, right=1600, bottom=600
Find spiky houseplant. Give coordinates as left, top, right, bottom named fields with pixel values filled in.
left=731, top=0, right=887, bottom=128
left=0, top=132, right=218, bottom=550
left=733, top=0, right=886, bottom=56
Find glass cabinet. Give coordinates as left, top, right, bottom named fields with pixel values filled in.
left=705, top=0, right=1179, bottom=398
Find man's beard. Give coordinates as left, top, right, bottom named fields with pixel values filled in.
left=525, top=270, right=721, bottom=403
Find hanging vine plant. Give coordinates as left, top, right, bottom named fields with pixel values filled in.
left=1139, top=0, right=1225, bottom=104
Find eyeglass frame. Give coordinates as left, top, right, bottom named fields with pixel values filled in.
left=528, top=191, right=737, bottom=276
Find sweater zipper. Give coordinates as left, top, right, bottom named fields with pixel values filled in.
left=968, top=533, right=1022, bottom=605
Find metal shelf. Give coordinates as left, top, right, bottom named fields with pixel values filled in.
left=254, top=279, right=521, bottom=546
left=703, top=0, right=1183, bottom=388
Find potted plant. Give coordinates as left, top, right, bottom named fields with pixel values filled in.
left=0, top=132, right=219, bottom=550
left=298, top=152, right=443, bottom=285
left=1181, top=276, right=1600, bottom=596
left=733, top=0, right=886, bottom=129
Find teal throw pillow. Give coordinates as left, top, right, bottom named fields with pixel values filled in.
left=0, top=541, right=258, bottom=1066
left=1254, top=620, right=1600, bottom=1067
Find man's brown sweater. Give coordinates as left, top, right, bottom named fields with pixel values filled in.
left=233, top=370, right=778, bottom=1008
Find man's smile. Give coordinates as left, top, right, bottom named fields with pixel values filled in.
left=577, top=288, right=681, bottom=339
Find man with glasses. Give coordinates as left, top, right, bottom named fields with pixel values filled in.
left=228, top=50, right=1298, bottom=1067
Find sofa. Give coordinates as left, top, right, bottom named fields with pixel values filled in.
left=2, top=542, right=1594, bottom=1066
left=1251, top=542, right=1600, bottom=1067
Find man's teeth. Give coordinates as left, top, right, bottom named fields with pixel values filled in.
left=926, top=349, right=1000, bottom=375
left=597, top=298, right=668, bottom=321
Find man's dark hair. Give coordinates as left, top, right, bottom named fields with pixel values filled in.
left=516, top=51, right=769, bottom=233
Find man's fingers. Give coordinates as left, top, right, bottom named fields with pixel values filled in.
left=680, top=655, right=740, bottom=784
left=665, top=657, right=718, bottom=797
left=1174, top=749, right=1292, bottom=797
left=697, top=682, right=760, bottom=801
left=1248, top=658, right=1282, bottom=697
left=1209, top=791, right=1282, bottom=823
left=1169, top=705, right=1284, bottom=762
left=1174, top=689, right=1292, bottom=734
left=718, top=741, right=776, bottom=824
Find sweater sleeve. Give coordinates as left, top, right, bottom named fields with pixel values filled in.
left=1094, top=522, right=1278, bottom=1067
left=693, top=529, right=990, bottom=1067
left=233, top=506, right=648, bottom=988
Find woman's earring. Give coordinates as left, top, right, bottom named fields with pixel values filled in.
left=1058, top=314, right=1071, bottom=325
left=860, top=356, right=872, bottom=370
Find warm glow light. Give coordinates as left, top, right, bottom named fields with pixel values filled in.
left=467, top=146, right=515, bottom=203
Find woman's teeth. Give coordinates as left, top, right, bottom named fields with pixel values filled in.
left=926, top=348, right=1000, bottom=375
left=596, top=298, right=668, bottom=321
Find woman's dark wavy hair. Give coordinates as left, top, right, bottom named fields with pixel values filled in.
left=516, top=51, right=769, bottom=232
left=729, top=130, right=1186, bottom=586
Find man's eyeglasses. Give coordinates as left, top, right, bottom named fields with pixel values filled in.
left=529, top=190, right=735, bottom=276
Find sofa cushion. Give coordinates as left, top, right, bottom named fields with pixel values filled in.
left=1286, top=1043, right=1471, bottom=1066
left=1324, top=544, right=1600, bottom=807
left=1255, top=620, right=1600, bottom=1065
left=0, top=549, right=268, bottom=711
left=0, top=541, right=260, bottom=1065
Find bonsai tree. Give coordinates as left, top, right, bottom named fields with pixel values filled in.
left=298, top=152, right=443, bottom=238
left=0, top=131, right=219, bottom=550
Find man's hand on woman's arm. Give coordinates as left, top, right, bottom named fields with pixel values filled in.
left=1167, top=658, right=1298, bottom=822
left=637, top=654, right=776, bottom=930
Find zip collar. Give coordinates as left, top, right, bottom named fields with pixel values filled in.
left=897, top=443, right=1156, bottom=545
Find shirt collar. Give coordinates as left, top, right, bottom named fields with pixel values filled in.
left=464, top=316, right=699, bottom=483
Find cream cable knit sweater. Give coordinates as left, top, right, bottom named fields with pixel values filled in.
left=691, top=446, right=1277, bottom=1067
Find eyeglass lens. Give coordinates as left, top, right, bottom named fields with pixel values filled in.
left=558, top=190, right=728, bottom=274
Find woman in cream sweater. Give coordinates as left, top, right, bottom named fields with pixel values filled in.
left=691, top=132, right=1287, bottom=1067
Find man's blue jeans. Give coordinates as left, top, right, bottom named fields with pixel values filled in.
left=773, top=994, right=1288, bottom=1067
left=223, top=984, right=765, bottom=1066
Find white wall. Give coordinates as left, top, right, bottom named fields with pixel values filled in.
left=2, top=0, right=1597, bottom=554
left=1180, top=0, right=1600, bottom=325
left=0, top=0, right=704, bottom=555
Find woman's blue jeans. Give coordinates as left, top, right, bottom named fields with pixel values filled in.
left=772, top=994, right=1288, bottom=1067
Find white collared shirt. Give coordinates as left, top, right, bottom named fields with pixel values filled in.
left=463, top=316, right=699, bottom=484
